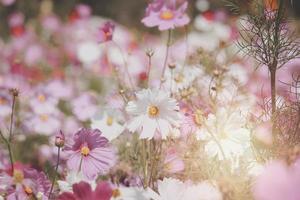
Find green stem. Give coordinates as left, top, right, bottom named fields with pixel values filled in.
left=160, top=29, right=172, bottom=87
left=48, top=147, right=61, bottom=199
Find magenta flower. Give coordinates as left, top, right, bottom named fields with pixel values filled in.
left=142, top=0, right=190, bottom=31
left=97, top=22, right=115, bottom=43
left=57, top=181, right=112, bottom=200
left=64, top=128, right=117, bottom=179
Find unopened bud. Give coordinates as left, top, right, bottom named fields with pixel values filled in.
left=168, top=62, right=176, bottom=70
left=146, top=49, right=154, bottom=57
left=9, top=88, right=19, bottom=97
left=55, top=130, right=65, bottom=147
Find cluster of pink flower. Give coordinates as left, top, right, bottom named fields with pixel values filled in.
left=0, top=0, right=299, bottom=200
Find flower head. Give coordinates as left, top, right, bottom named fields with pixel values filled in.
left=64, top=128, right=117, bottom=179
left=4, top=168, right=51, bottom=200
left=97, top=22, right=115, bottom=43
left=199, top=108, right=250, bottom=160
left=55, top=130, right=65, bottom=148
left=142, top=0, right=190, bottom=31
left=126, top=89, right=181, bottom=139
left=91, top=112, right=124, bottom=141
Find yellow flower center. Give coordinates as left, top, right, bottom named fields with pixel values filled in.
left=37, top=94, right=46, bottom=102
left=0, top=97, right=7, bottom=105
left=24, top=186, right=33, bottom=195
left=106, top=116, right=113, bottom=126
left=160, top=10, right=174, bottom=20
left=148, top=105, right=159, bottom=117
left=81, top=146, right=90, bottom=156
left=13, top=170, right=24, bottom=183
left=39, top=114, right=49, bottom=122
left=112, top=189, right=121, bottom=198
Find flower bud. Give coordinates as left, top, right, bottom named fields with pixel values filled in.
left=55, top=130, right=65, bottom=147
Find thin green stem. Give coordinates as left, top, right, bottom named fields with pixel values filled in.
left=9, top=94, right=16, bottom=142
left=48, top=147, right=61, bottom=199
left=160, top=29, right=172, bottom=87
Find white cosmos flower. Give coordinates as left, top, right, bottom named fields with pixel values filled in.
left=163, top=65, right=202, bottom=93
left=198, top=107, right=250, bottom=160
left=91, top=112, right=124, bottom=141
left=146, top=178, right=223, bottom=200
left=126, top=89, right=181, bottom=139
left=183, top=182, right=223, bottom=200
left=146, top=178, right=186, bottom=200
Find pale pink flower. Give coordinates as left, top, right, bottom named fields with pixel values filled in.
left=64, top=128, right=117, bottom=179
left=253, top=160, right=300, bottom=200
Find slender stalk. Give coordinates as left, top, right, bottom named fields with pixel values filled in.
left=48, top=147, right=61, bottom=199
left=160, top=30, right=172, bottom=87
left=0, top=131, right=14, bottom=173
left=146, top=51, right=153, bottom=87
left=141, top=140, right=148, bottom=188
left=270, top=68, right=277, bottom=115
left=9, top=94, right=16, bottom=142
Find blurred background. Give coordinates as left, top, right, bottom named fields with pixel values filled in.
left=0, top=0, right=299, bottom=39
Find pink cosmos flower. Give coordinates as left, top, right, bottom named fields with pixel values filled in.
left=29, top=91, right=58, bottom=115
left=142, top=0, right=190, bottom=31
left=3, top=167, right=51, bottom=200
left=64, top=128, right=116, bottom=179
left=253, top=160, right=300, bottom=200
left=57, top=181, right=112, bottom=200
left=97, top=22, right=115, bottom=43
left=1, top=0, right=15, bottom=6
left=25, top=112, right=61, bottom=135
left=71, top=94, right=97, bottom=121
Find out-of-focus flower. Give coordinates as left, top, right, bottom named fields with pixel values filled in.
left=57, top=181, right=112, bottom=200
left=163, top=148, right=184, bottom=174
left=1, top=0, right=15, bottom=6
left=146, top=178, right=186, bottom=200
left=25, top=113, right=61, bottom=135
left=71, top=94, right=97, bottom=121
left=147, top=178, right=222, bottom=200
left=69, top=4, right=91, bottom=22
left=24, top=45, right=44, bottom=66
left=29, top=91, right=58, bottom=115
left=64, top=128, right=116, bottom=179
left=91, top=112, right=124, bottom=141
left=45, top=80, right=73, bottom=100
left=8, top=12, right=25, bottom=37
left=126, top=89, right=181, bottom=139
left=77, top=41, right=101, bottom=66
left=97, top=22, right=115, bottom=43
left=142, top=0, right=190, bottom=31
left=3, top=168, right=51, bottom=200
left=163, top=65, right=201, bottom=93
left=183, top=181, right=223, bottom=200
left=253, top=160, right=300, bottom=200
left=57, top=171, right=96, bottom=193
left=198, top=108, right=250, bottom=160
